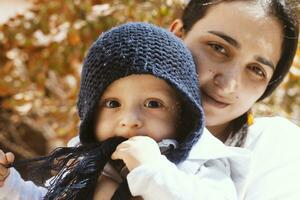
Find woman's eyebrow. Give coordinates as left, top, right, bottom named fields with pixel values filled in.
left=255, top=56, right=275, bottom=71
left=208, top=31, right=275, bottom=71
left=208, top=31, right=240, bottom=48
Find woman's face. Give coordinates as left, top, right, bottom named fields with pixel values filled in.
left=171, top=1, right=282, bottom=131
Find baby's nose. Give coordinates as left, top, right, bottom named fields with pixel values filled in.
left=119, top=112, right=143, bottom=129
left=117, top=116, right=143, bottom=138
left=120, top=119, right=142, bottom=129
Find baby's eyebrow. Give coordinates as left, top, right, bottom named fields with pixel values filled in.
left=145, top=93, right=180, bottom=104
left=98, top=97, right=119, bottom=103
left=145, top=89, right=175, bottom=97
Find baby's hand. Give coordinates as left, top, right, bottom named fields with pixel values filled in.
left=111, top=136, right=161, bottom=171
left=0, top=150, right=15, bottom=186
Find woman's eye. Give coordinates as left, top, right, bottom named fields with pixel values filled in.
left=144, top=100, right=163, bottom=108
left=208, top=42, right=228, bottom=56
left=105, top=100, right=121, bottom=108
left=248, top=65, right=266, bottom=78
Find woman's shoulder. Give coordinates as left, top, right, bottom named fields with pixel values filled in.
left=252, top=116, right=299, bottom=129
left=249, top=116, right=299, bottom=137
left=243, top=117, right=300, bottom=199
left=245, top=116, right=300, bottom=156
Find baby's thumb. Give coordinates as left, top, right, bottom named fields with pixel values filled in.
left=5, top=152, right=15, bottom=164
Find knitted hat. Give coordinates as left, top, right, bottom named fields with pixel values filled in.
left=77, top=22, right=204, bottom=164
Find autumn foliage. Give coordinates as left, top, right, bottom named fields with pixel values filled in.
left=0, top=0, right=183, bottom=163
left=0, top=0, right=299, bottom=165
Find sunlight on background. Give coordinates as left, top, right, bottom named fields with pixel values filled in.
left=0, top=0, right=31, bottom=24
left=0, top=1, right=299, bottom=168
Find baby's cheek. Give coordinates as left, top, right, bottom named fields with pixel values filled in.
left=150, top=121, right=177, bottom=141
left=95, top=123, right=113, bottom=141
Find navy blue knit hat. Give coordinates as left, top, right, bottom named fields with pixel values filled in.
left=77, top=22, right=204, bottom=164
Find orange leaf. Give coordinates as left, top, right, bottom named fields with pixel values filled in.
left=68, top=31, right=81, bottom=45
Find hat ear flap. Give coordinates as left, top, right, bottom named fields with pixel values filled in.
left=79, top=102, right=99, bottom=144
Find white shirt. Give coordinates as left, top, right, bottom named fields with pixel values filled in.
left=0, top=116, right=299, bottom=200
left=241, top=116, right=300, bottom=200
left=0, top=128, right=250, bottom=200
left=127, top=128, right=250, bottom=200
left=131, top=117, right=300, bottom=200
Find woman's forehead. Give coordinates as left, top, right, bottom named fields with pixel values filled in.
left=185, top=1, right=283, bottom=66
left=201, top=1, right=276, bottom=28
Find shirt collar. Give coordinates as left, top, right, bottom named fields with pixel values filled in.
left=188, top=128, right=252, bottom=160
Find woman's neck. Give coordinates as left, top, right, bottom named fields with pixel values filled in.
left=207, top=122, right=231, bottom=143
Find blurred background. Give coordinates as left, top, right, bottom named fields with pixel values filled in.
left=0, top=0, right=299, bottom=178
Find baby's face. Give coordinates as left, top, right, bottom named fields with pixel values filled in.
left=95, top=74, right=181, bottom=142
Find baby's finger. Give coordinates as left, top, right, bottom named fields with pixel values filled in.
left=115, top=140, right=132, bottom=150
left=5, top=152, right=15, bottom=164
left=0, top=150, right=8, bottom=165
left=0, top=181, right=4, bottom=187
left=111, top=148, right=127, bottom=160
left=0, top=174, right=7, bottom=182
left=0, top=165, right=9, bottom=178
left=129, top=135, right=147, bottom=141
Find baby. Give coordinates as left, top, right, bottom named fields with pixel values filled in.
left=0, top=22, right=250, bottom=200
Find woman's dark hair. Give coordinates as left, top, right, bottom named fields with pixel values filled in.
left=181, top=0, right=299, bottom=146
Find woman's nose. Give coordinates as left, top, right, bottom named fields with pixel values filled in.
left=213, top=69, right=239, bottom=94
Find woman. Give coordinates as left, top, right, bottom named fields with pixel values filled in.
left=168, top=0, right=300, bottom=199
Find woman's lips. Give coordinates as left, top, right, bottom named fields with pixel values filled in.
left=202, top=91, right=230, bottom=108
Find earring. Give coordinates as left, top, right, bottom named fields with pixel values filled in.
left=247, top=110, right=254, bottom=126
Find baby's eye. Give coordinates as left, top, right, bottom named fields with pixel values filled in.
left=105, top=100, right=121, bottom=108
left=208, top=42, right=228, bottom=57
left=144, top=99, right=163, bottom=108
